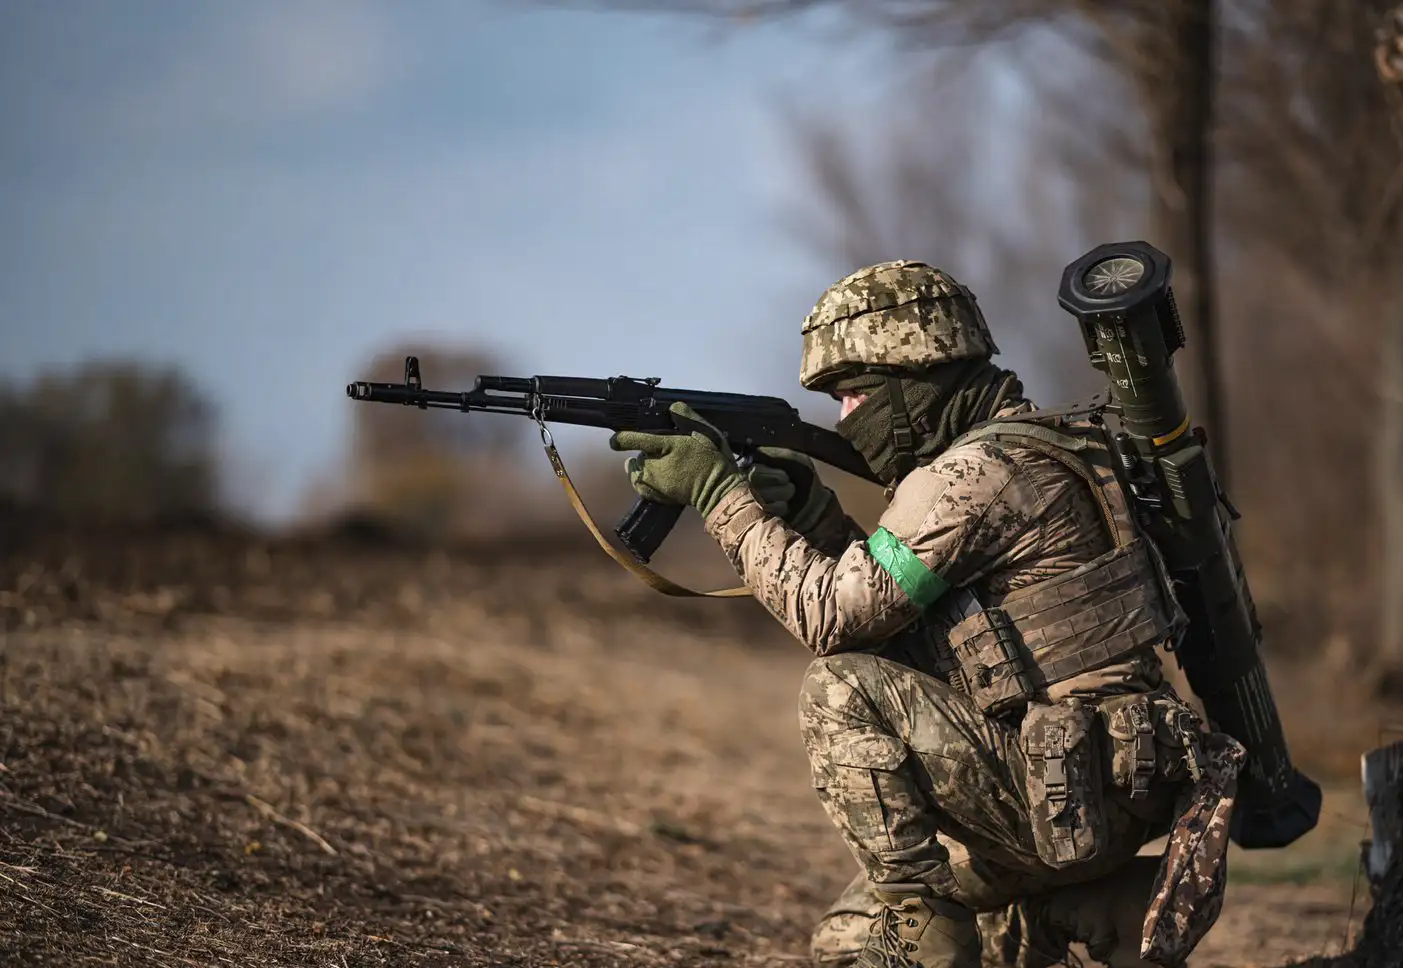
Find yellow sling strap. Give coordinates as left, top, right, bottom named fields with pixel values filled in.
left=539, top=435, right=752, bottom=598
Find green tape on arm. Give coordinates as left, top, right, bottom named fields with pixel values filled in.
left=866, top=527, right=949, bottom=609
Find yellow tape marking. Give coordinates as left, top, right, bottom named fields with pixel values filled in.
left=1153, top=414, right=1192, bottom=448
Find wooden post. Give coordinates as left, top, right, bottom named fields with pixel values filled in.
left=1363, top=740, right=1403, bottom=891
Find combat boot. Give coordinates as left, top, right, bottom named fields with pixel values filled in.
left=853, top=892, right=982, bottom=968
left=1024, top=857, right=1162, bottom=968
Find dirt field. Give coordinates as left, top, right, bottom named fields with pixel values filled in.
left=0, top=518, right=1393, bottom=966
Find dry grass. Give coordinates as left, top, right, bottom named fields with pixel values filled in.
left=1, top=610, right=840, bottom=966
left=0, top=515, right=1396, bottom=966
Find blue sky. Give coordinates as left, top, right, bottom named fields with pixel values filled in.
left=1, top=1, right=1058, bottom=521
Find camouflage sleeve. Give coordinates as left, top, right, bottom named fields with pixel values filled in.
left=704, top=442, right=1040, bottom=655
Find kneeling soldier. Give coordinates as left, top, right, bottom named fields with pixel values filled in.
left=611, top=261, right=1234, bottom=968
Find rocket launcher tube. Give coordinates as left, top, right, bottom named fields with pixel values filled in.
left=1058, top=241, right=1321, bottom=849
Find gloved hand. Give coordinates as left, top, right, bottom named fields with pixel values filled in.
left=746, top=447, right=836, bottom=534
left=609, top=402, right=745, bottom=518
left=745, top=462, right=796, bottom=516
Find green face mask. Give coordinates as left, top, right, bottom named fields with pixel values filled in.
left=835, top=377, right=904, bottom=485
left=833, top=362, right=1026, bottom=485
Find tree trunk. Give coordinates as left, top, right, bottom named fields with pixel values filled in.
left=1378, top=7, right=1403, bottom=673
left=1383, top=295, right=1403, bottom=669
left=1340, top=741, right=1403, bottom=965
left=1135, top=0, right=1229, bottom=485
left=1364, top=740, right=1403, bottom=888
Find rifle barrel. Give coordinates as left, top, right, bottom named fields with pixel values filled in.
left=346, top=381, right=541, bottom=415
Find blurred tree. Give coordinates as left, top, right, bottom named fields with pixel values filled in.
left=771, top=41, right=1145, bottom=527
left=778, top=36, right=1145, bottom=402
left=1212, top=0, right=1402, bottom=666
left=347, top=343, right=529, bottom=541
left=0, top=361, right=219, bottom=521
left=1374, top=4, right=1403, bottom=672
left=593, top=0, right=1231, bottom=476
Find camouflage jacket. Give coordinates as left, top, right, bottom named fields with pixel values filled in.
left=703, top=406, right=1164, bottom=699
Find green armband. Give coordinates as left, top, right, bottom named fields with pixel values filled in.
left=866, top=526, right=949, bottom=609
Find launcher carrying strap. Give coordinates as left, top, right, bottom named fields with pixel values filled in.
left=539, top=437, right=752, bottom=599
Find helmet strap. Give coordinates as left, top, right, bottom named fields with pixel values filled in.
left=886, top=375, right=917, bottom=481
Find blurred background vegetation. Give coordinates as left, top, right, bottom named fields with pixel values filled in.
left=4, top=0, right=1402, bottom=700
left=0, top=362, right=220, bottom=523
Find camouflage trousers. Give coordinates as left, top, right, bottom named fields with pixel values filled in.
left=799, top=653, right=1174, bottom=966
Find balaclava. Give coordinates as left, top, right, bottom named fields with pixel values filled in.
left=833, top=360, right=1027, bottom=485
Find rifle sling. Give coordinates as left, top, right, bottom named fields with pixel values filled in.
left=542, top=441, right=753, bottom=599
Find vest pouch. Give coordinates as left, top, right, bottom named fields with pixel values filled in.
left=1150, top=694, right=1207, bottom=786
left=1021, top=699, right=1109, bottom=868
left=1100, top=691, right=1206, bottom=799
left=947, top=606, right=1036, bottom=716
left=1101, top=694, right=1159, bottom=799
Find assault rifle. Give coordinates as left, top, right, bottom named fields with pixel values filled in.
left=347, top=356, right=878, bottom=564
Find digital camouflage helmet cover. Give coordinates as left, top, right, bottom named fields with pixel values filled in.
left=799, top=260, right=1000, bottom=390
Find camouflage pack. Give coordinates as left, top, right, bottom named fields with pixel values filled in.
left=1140, top=730, right=1247, bottom=966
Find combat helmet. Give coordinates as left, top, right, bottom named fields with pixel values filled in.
left=800, top=260, right=999, bottom=390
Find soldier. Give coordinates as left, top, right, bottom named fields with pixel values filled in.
left=609, top=261, right=1228, bottom=968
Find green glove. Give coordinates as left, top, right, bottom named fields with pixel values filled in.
left=745, top=462, right=796, bottom=516
left=746, top=447, right=835, bottom=534
left=609, top=402, right=746, bottom=518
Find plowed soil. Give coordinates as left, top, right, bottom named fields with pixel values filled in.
left=0, top=515, right=1392, bottom=966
